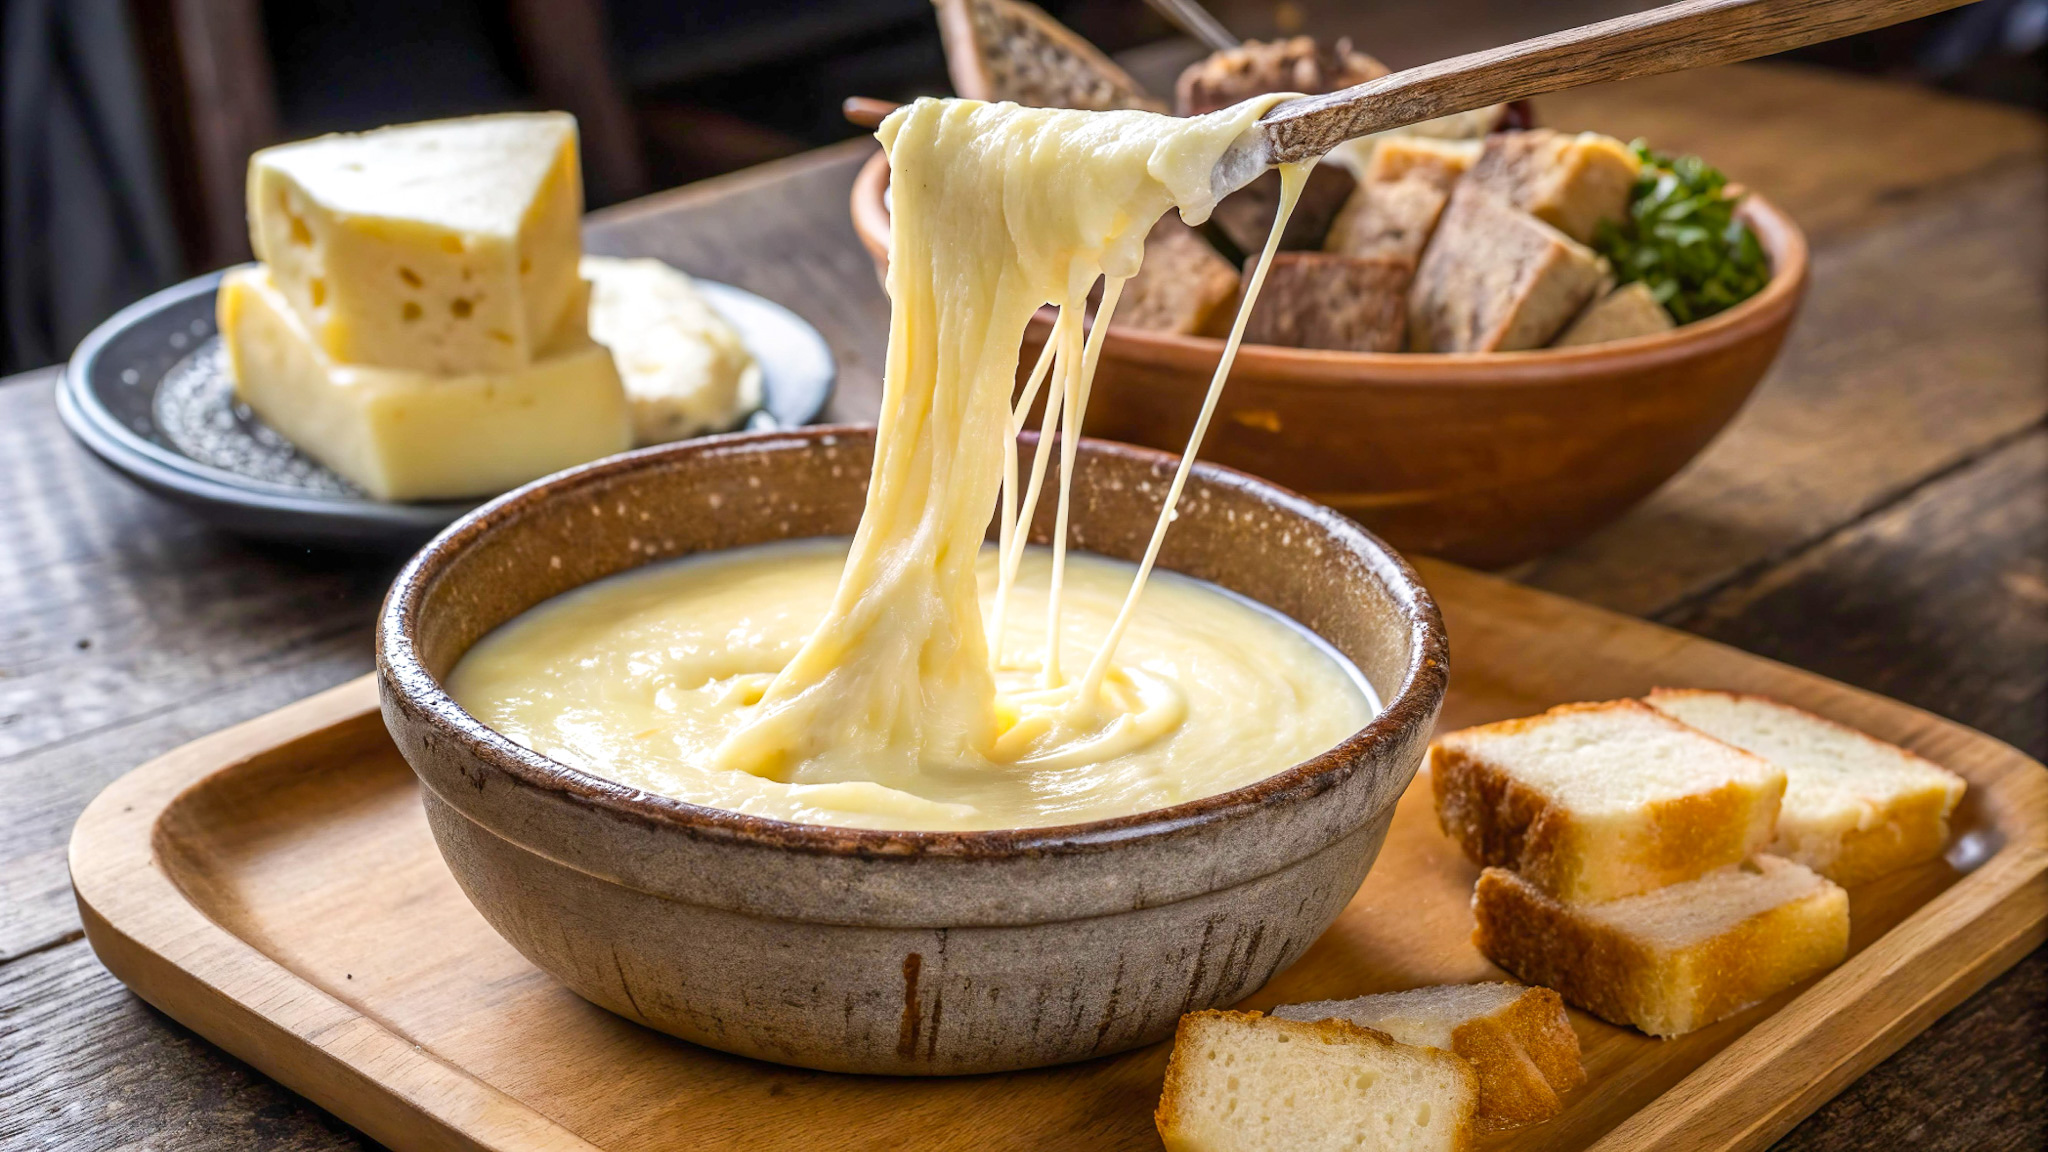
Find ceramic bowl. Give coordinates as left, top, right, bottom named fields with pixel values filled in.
left=851, top=150, right=1809, bottom=568
left=378, top=427, right=1446, bottom=1075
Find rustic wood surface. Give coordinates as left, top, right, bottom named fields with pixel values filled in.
left=1, top=61, right=2042, bottom=1150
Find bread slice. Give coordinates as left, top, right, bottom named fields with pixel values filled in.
left=1431, top=699, right=1786, bottom=902
left=1644, top=689, right=1968, bottom=885
left=1157, top=1011, right=1478, bottom=1152
left=1463, top=130, right=1640, bottom=244
left=1120, top=217, right=1243, bottom=336
left=1407, top=192, right=1610, bottom=352
left=1472, top=857, right=1850, bottom=1038
left=1241, top=252, right=1410, bottom=352
left=934, top=0, right=1163, bottom=111
left=1175, top=37, right=1388, bottom=117
left=1554, top=281, right=1674, bottom=347
left=1275, top=983, right=1584, bottom=1126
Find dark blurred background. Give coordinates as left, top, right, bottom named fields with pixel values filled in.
left=3, top=0, right=2042, bottom=375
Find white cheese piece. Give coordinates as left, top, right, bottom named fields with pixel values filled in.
left=219, top=267, right=629, bottom=502
left=247, top=112, right=585, bottom=376
left=582, top=256, right=762, bottom=445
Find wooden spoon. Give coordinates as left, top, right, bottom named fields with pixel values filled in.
left=1212, top=0, right=1977, bottom=195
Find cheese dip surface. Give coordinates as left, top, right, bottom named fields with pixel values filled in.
left=449, top=539, right=1373, bottom=831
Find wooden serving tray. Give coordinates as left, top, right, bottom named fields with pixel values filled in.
left=70, top=559, right=2047, bottom=1152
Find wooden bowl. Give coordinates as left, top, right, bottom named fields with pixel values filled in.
left=378, top=427, right=1447, bottom=1075
left=851, top=150, right=1809, bottom=568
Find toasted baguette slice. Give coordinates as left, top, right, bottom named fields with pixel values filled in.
left=1473, top=858, right=1850, bottom=1038
left=1275, top=983, right=1584, bottom=1126
left=934, top=0, right=1162, bottom=111
left=1121, top=218, right=1243, bottom=336
left=1157, top=1011, right=1478, bottom=1152
left=1407, top=192, right=1609, bottom=353
left=1432, top=699, right=1786, bottom=902
left=1553, top=281, right=1674, bottom=347
left=1644, top=689, right=1968, bottom=885
left=1241, top=252, right=1410, bottom=352
left=1463, top=130, right=1640, bottom=244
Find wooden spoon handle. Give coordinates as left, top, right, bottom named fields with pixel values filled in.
left=1255, top=0, right=1975, bottom=163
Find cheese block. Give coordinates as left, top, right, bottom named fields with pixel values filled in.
left=247, top=112, right=585, bottom=376
left=582, top=256, right=762, bottom=445
left=1554, top=281, right=1675, bottom=347
left=1463, top=130, right=1639, bottom=245
left=1242, top=252, right=1410, bottom=352
left=1472, top=858, right=1850, bottom=1038
left=219, top=267, right=629, bottom=502
left=1408, top=192, right=1610, bottom=353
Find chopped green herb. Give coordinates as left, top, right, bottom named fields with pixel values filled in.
left=1593, top=141, right=1770, bottom=325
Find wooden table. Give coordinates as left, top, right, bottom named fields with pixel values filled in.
left=1, top=64, right=2041, bottom=1150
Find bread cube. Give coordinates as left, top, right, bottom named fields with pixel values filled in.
left=1363, top=137, right=1482, bottom=189
left=1472, top=858, right=1850, bottom=1038
left=1431, top=700, right=1786, bottom=902
left=1463, top=129, right=1640, bottom=244
left=1407, top=192, right=1609, bottom=352
left=1175, top=36, right=1387, bottom=116
left=1157, top=1011, right=1477, bottom=1152
left=1208, top=164, right=1358, bottom=257
left=1645, top=689, right=1968, bottom=885
left=1242, top=252, right=1410, bottom=352
left=1554, top=282, right=1675, bottom=347
left=1276, top=983, right=1584, bottom=1125
left=1119, top=218, right=1244, bottom=336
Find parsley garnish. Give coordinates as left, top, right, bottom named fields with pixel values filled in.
left=1594, top=141, right=1769, bottom=325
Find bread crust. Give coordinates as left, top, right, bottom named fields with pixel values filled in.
left=1644, top=688, right=1967, bottom=886
left=1471, top=864, right=1850, bottom=1038
left=1431, top=700, right=1784, bottom=902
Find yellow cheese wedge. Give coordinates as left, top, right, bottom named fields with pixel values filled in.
left=218, top=267, right=629, bottom=502
left=246, top=112, right=585, bottom=375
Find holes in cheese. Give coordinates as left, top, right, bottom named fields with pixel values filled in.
left=246, top=111, right=585, bottom=376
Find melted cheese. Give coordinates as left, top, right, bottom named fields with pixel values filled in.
left=452, top=96, right=1372, bottom=829
left=449, top=540, right=1372, bottom=829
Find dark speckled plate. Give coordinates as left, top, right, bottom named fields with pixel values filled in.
left=57, top=266, right=835, bottom=551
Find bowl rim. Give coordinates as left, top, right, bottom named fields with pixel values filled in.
left=847, top=145, right=1810, bottom=383
left=379, top=425, right=1448, bottom=861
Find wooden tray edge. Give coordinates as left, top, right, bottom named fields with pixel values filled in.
left=68, top=676, right=596, bottom=1152
left=66, top=566, right=2048, bottom=1151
